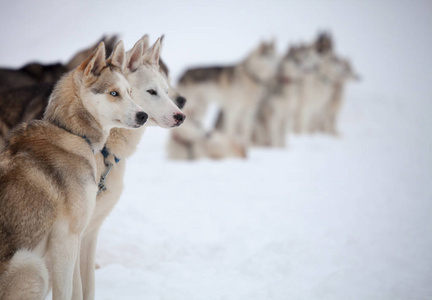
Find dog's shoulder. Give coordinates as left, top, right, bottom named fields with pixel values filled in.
left=3, top=120, right=94, bottom=169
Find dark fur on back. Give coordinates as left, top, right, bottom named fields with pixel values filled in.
left=0, top=83, right=54, bottom=143
left=0, top=63, right=66, bottom=92
left=178, top=66, right=235, bottom=85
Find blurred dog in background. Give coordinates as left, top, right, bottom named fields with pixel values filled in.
left=167, top=41, right=278, bottom=160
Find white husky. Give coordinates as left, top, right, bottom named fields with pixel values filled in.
left=75, top=36, right=185, bottom=299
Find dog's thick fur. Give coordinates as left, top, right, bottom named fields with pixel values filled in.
left=0, top=41, right=146, bottom=300
left=0, top=83, right=54, bottom=149
left=0, top=62, right=67, bottom=92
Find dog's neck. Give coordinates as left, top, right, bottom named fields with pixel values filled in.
left=43, top=72, right=108, bottom=152
left=102, top=126, right=147, bottom=160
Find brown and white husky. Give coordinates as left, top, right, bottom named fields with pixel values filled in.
left=0, top=41, right=147, bottom=300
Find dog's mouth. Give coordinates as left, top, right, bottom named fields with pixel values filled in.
left=116, top=119, right=144, bottom=129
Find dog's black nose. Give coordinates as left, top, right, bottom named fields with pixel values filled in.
left=136, top=111, right=148, bottom=125
left=176, top=96, right=187, bottom=109
left=173, top=113, right=186, bottom=126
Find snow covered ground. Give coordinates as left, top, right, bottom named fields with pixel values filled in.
left=2, top=0, right=432, bottom=299
left=92, top=89, right=432, bottom=300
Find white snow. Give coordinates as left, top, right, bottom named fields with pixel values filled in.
left=1, top=0, right=431, bottom=299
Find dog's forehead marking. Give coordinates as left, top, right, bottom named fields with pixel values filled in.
left=91, top=70, right=129, bottom=94
left=137, top=65, right=168, bottom=90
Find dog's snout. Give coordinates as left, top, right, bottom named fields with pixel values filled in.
left=136, top=111, right=148, bottom=126
left=173, top=113, right=186, bottom=126
left=176, top=96, right=187, bottom=109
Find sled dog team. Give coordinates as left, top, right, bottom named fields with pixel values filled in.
left=167, top=32, right=359, bottom=160
left=0, top=32, right=357, bottom=299
left=0, top=36, right=185, bottom=299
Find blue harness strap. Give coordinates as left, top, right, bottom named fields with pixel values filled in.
left=101, top=146, right=120, bottom=163
left=97, top=146, right=120, bottom=195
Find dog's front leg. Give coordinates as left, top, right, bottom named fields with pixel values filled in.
left=72, top=241, right=83, bottom=300
left=50, top=221, right=80, bottom=300
left=80, top=229, right=99, bottom=300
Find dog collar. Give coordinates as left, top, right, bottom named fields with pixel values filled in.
left=97, top=146, right=120, bottom=195
left=53, top=121, right=93, bottom=153
left=101, top=146, right=120, bottom=163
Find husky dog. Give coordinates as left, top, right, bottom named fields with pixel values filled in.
left=253, top=45, right=305, bottom=147
left=177, top=41, right=278, bottom=147
left=0, top=41, right=147, bottom=300
left=78, top=36, right=185, bottom=299
left=0, top=35, right=118, bottom=92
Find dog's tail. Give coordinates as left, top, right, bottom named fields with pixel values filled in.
left=0, top=249, right=49, bottom=300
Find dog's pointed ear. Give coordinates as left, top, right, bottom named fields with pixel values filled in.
left=142, top=34, right=150, bottom=53
left=143, top=36, right=162, bottom=67
left=257, top=41, right=267, bottom=54
left=106, top=41, right=126, bottom=71
left=80, top=41, right=106, bottom=78
left=104, top=34, right=120, bottom=58
left=160, top=35, right=165, bottom=50
left=126, top=39, right=144, bottom=72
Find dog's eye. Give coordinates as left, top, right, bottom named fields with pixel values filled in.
left=147, top=89, right=157, bottom=96
left=110, top=91, right=119, bottom=97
